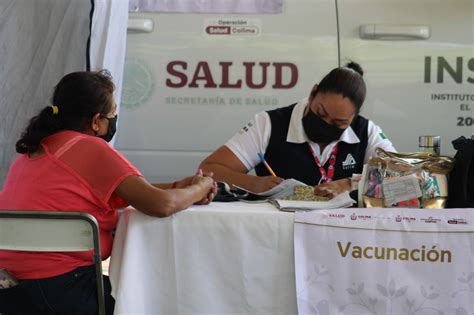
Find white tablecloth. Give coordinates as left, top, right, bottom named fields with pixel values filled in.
left=109, top=202, right=297, bottom=315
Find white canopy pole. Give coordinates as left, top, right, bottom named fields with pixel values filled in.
left=89, top=0, right=130, bottom=146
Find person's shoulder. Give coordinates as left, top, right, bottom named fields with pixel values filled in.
left=72, top=133, right=108, bottom=146
left=365, top=118, right=383, bottom=133
left=354, top=114, right=369, bottom=123
left=350, top=114, right=369, bottom=132
left=267, top=103, right=298, bottom=114
left=74, top=135, right=135, bottom=167
left=266, top=103, right=298, bottom=124
left=63, top=132, right=115, bottom=155
left=365, top=119, right=394, bottom=146
left=42, top=130, right=104, bottom=153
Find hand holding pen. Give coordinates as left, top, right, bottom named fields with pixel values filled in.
left=257, top=153, right=277, bottom=177
left=249, top=153, right=283, bottom=193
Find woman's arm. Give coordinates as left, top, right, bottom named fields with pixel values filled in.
left=152, top=174, right=205, bottom=190
left=199, top=145, right=283, bottom=193
left=313, top=178, right=352, bottom=198
left=114, top=175, right=215, bottom=217
left=152, top=172, right=217, bottom=204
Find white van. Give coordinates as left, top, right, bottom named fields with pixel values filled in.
left=115, top=0, right=474, bottom=182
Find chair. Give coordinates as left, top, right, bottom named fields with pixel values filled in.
left=0, top=211, right=106, bottom=315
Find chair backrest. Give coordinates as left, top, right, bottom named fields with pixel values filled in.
left=0, top=211, right=106, bottom=315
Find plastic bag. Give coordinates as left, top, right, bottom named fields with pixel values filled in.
left=362, top=148, right=454, bottom=208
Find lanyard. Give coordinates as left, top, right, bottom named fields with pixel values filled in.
left=307, top=143, right=339, bottom=184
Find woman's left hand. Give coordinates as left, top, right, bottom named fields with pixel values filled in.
left=191, top=171, right=217, bottom=205
left=313, top=178, right=351, bottom=199
left=174, top=172, right=217, bottom=204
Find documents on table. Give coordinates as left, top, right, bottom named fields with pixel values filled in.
left=270, top=191, right=356, bottom=212
left=235, top=178, right=307, bottom=200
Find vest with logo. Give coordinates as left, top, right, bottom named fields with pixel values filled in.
left=255, top=103, right=369, bottom=185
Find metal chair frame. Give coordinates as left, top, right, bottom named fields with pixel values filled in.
left=0, top=211, right=105, bottom=315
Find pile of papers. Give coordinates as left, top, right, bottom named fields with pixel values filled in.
left=235, top=178, right=356, bottom=211
left=235, top=178, right=306, bottom=200
left=270, top=191, right=356, bottom=212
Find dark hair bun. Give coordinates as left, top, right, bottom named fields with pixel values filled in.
left=345, top=61, right=364, bottom=76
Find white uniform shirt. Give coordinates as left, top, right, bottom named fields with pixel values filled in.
left=225, top=98, right=396, bottom=172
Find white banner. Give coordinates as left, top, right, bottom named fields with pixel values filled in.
left=129, top=0, right=283, bottom=13
left=294, top=208, right=474, bottom=315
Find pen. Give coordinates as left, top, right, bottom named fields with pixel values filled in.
left=258, top=153, right=277, bottom=177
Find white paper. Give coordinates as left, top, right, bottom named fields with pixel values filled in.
left=382, top=175, right=422, bottom=206
left=235, top=178, right=307, bottom=199
left=271, top=191, right=355, bottom=212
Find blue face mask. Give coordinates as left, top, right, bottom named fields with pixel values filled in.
left=302, top=109, right=345, bottom=143
left=98, top=115, right=117, bottom=142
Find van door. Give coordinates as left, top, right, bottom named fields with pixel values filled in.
left=338, top=0, right=474, bottom=155
left=115, top=0, right=338, bottom=182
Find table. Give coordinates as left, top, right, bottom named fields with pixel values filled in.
left=109, top=202, right=298, bottom=315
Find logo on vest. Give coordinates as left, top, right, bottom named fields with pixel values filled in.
left=342, top=153, right=356, bottom=170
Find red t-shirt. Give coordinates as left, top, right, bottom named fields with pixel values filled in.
left=0, top=131, right=142, bottom=279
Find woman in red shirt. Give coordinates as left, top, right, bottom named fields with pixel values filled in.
left=0, top=70, right=216, bottom=314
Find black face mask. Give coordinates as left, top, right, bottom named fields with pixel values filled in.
left=98, top=115, right=117, bottom=142
left=302, top=108, right=345, bottom=143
